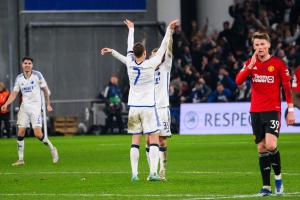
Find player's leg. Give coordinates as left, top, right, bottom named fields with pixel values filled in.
left=142, top=107, right=161, bottom=181
left=159, top=136, right=168, bottom=180
left=12, top=127, right=26, bottom=166
left=251, top=112, right=272, bottom=196
left=12, top=107, right=28, bottom=166
left=264, top=111, right=283, bottom=195
left=127, top=107, right=143, bottom=181
left=257, top=140, right=272, bottom=196
left=33, top=126, right=58, bottom=163
left=265, top=133, right=283, bottom=195
left=158, top=107, right=171, bottom=180
left=145, top=134, right=150, bottom=167
left=148, top=132, right=160, bottom=181
left=130, top=134, right=141, bottom=181
left=31, top=109, right=58, bottom=163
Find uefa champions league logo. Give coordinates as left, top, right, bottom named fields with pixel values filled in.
left=184, top=111, right=199, bottom=129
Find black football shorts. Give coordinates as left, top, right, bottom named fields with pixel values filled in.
left=250, top=111, right=281, bottom=144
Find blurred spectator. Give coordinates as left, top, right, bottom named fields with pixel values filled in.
left=208, top=82, right=232, bottom=102
left=216, top=66, right=237, bottom=93
left=189, top=78, right=212, bottom=103
left=182, top=46, right=193, bottom=65
left=102, top=75, right=124, bottom=133
left=0, top=82, right=10, bottom=138
left=235, top=81, right=251, bottom=102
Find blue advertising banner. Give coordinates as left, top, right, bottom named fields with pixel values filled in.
left=25, top=0, right=146, bottom=10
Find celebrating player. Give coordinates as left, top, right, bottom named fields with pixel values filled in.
left=1, top=57, right=59, bottom=166
left=101, top=19, right=177, bottom=181
left=236, top=32, right=295, bottom=196
left=145, top=45, right=173, bottom=181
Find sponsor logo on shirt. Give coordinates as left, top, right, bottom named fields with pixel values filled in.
left=252, top=74, right=274, bottom=83
left=267, top=65, right=275, bottom=72
left=22, top=86, right=34, bottom=93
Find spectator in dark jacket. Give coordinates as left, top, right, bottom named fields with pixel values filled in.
left=102, top=75, right=124, bottom=133
left=208, top=82, right=232, bottom=102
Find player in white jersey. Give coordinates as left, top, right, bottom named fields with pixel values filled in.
left=101, top=19, right=177, bottom=181
left=1, top=57, right=58, bottom=166
left=147, top=44, right=173, bottom=181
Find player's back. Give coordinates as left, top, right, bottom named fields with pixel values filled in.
left=127, top=59, right=156, bottom=107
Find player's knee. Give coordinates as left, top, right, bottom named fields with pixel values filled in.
left=265, top=143, right=277, bottom=151
left=17, top=128, right=26, bottom=137
left=159, top=137, right=167, bottom=147
left=257, top=143, right=267, bottom=153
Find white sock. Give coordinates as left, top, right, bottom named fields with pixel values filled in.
left=149, top=144, right=159, bottom=176
left=159, top=147, right=167, bottom=172
left=130, top=145, right=139, bottom=177
left=17, top=139, right=24, bottom=161
left=41, top=136, right=54, bottom=150
left=275, top=174, right=282, bottom=180
left=146, top=146, right=150, bottom=167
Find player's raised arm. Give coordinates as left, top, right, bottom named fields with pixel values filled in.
left=150, top=20, right=178, bottom=67
left=101, top=47, right=127, bottom=64
left=124, top=19, right=134, bottom=54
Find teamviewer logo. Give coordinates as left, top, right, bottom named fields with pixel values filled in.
left=184, top=111, right=199, bottom=129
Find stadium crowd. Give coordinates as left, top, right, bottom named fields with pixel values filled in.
left=168, top=0, right=300, bottom=105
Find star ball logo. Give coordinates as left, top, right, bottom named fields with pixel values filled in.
left=268, top=65, right=275, bottom=72
left=184, top=111, right=199, bottom=129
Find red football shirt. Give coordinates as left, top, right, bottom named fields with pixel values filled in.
left=236, top=56, right=292, bottom=112
left=292, top=66, right=300, bottom=92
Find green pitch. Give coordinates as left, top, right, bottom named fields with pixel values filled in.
left=0, top=134, right=299, bottom=200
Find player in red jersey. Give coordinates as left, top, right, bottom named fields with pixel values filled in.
left=236, top=32, right=295, bottom=196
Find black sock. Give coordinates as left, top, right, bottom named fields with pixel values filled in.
left=270, top=148, right=281, bottom=176
left=259, top=152, right=271, bottom=186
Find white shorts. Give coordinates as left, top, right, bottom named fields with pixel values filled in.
left=127, top=106, right=160, bottom=134
left=17, top=104, right=42, bottom=128
left=157, top=107, right=172, bottom=137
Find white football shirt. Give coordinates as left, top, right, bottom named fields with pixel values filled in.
left=13, top=70, right=47, bottom=109
left=112, top=26, right=172, bottom=107
left=154, top=52, right=172, bottom=108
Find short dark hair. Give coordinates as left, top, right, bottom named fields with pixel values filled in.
left=251, top=32, right=270, bottom=43
left=133, top=43, right=145, bottom=58
left=22, top=56, right=34, bottom=63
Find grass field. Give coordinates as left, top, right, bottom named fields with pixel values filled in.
left=0, top=134, right=299, bottom=200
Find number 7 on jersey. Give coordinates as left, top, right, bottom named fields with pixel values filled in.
left=133, top=67, right=141, bottom=85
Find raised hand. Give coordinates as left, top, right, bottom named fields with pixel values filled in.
left=47, top=105, right=53, bottom=112
left=168, top=19, right=179, bottom=30
left=248, top=48, right=259, bottom=69
left=1, top=104, right=8, bottom=113
left=124, top=19, right=134, bottom=29
left=101, top=48, right=113, bottom=55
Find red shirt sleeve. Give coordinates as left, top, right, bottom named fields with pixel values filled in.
left=236, top=59, right=251, bottom=85
left=279, top=60, right=293, bottom=104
